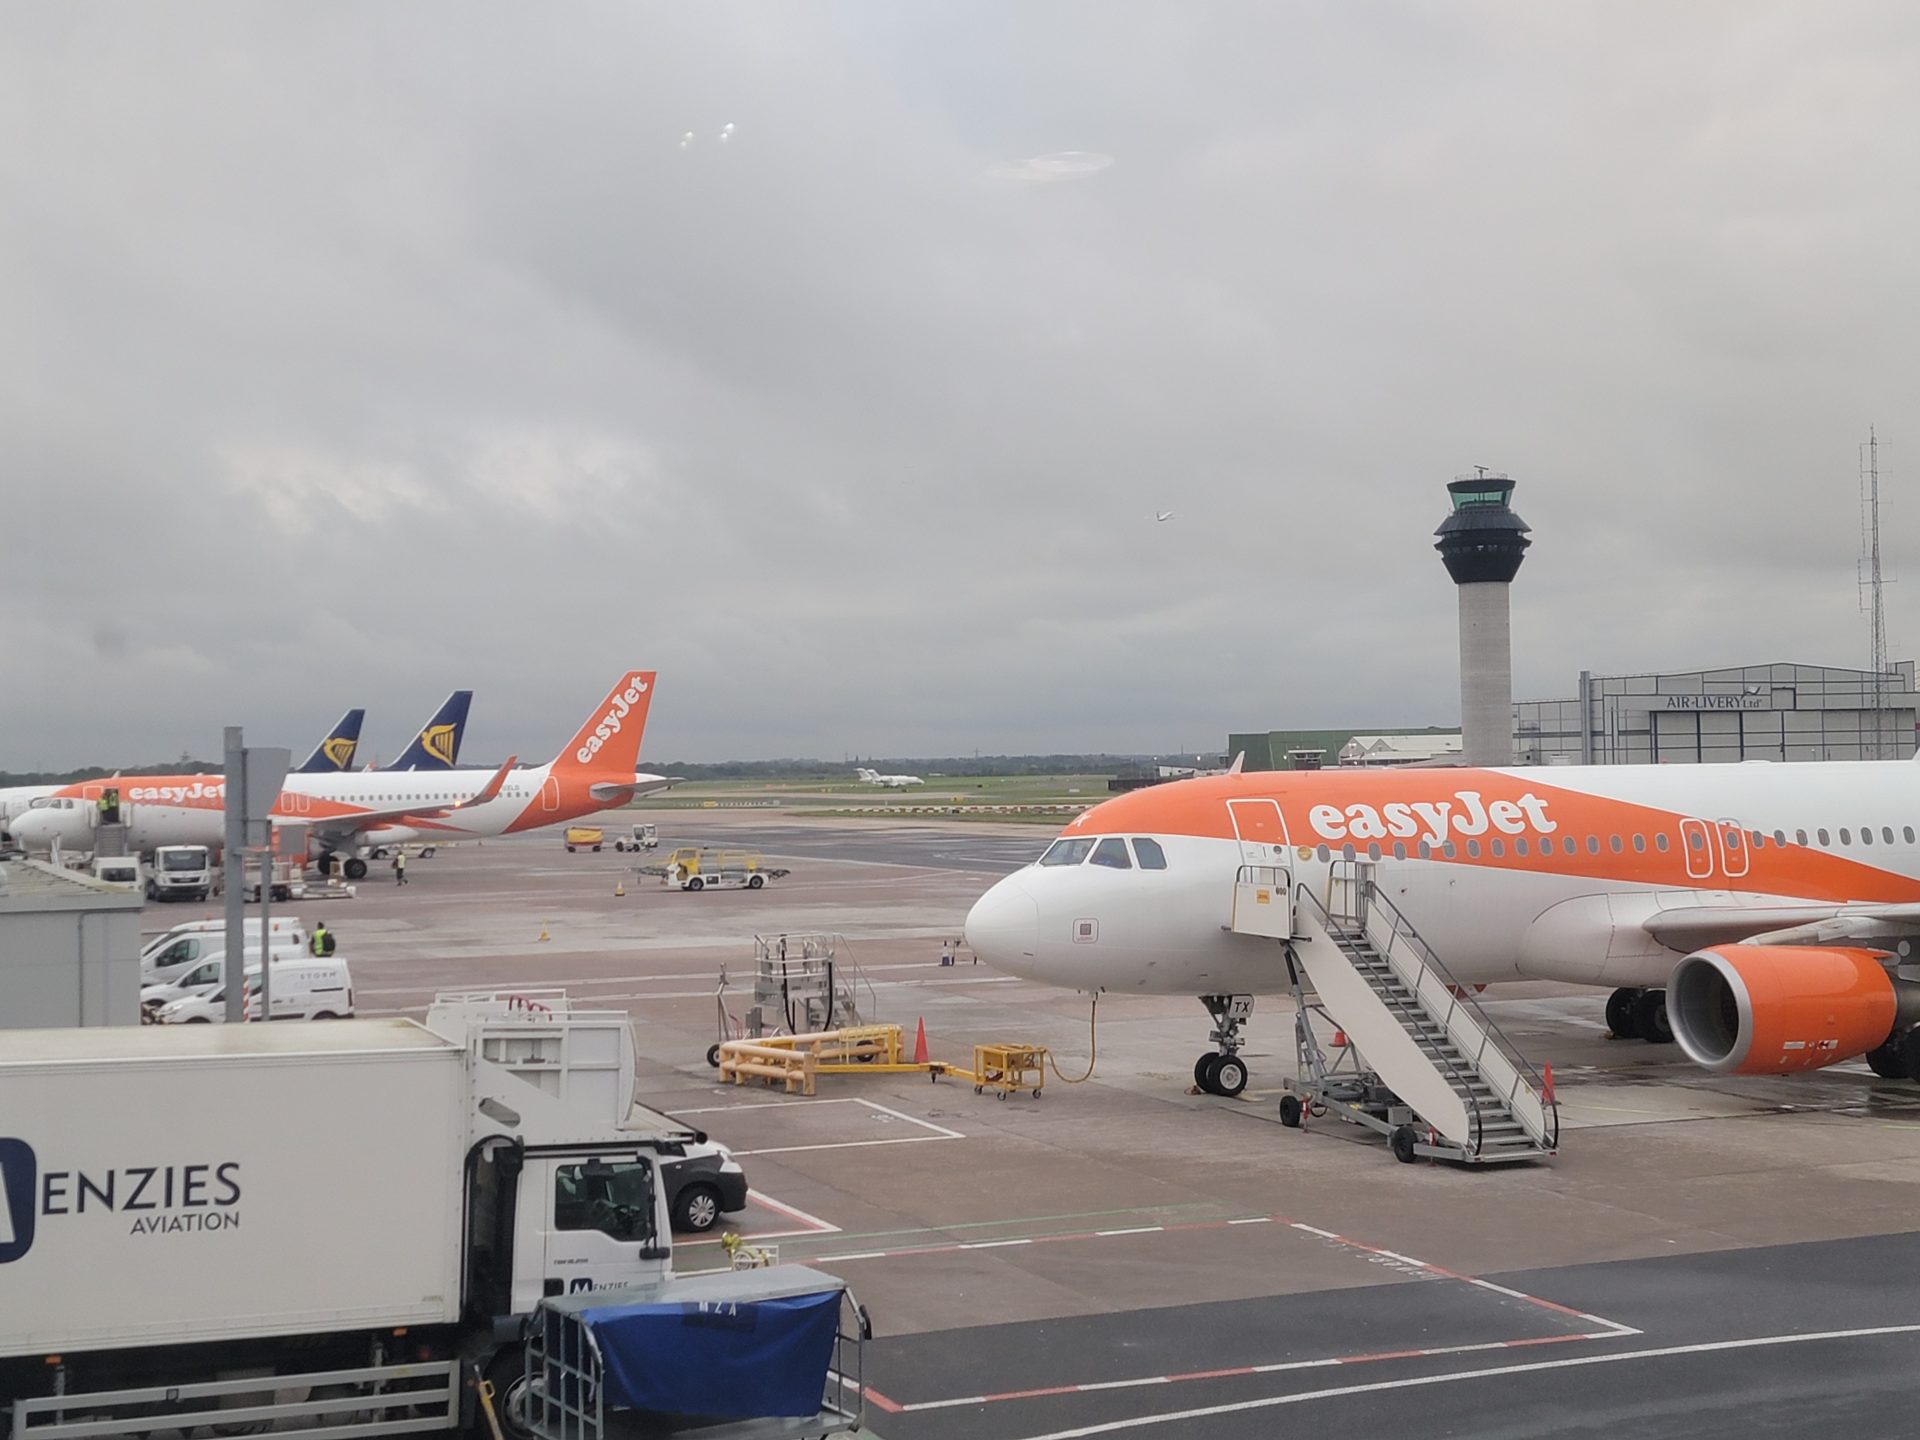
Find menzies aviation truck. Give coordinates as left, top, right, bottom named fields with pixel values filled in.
left=0, top=991, right=698, bottom=1440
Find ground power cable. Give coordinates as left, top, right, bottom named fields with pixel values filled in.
left=1046, top=992, right=1100, bottom=1083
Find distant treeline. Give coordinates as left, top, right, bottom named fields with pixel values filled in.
left=650, top=755, right=1151, bottom=780
left=1, top=754, right=1166, bottom=787
left=0, top=760, right=215, bottom=786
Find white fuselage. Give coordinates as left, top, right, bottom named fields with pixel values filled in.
left=965, top=761, right=1920, bottom=999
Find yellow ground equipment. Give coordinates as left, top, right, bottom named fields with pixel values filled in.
left=716, top=1024, right=939, bottom=1096
left=563, top=826, right=604, bottom=852
left=950, top=1042, right=1049, bottom=1101
left=645, top=847, right=791, bottom=892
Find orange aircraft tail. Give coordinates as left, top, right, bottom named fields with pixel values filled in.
left=551, top=671, right=658, bottom=776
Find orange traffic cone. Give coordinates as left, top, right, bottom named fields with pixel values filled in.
left=1331, top=1029, right=1348, bottom=1048
left=1541, top=1062, right=1556, bottom=1106
left=912, top=1017, right=929, bottom=1065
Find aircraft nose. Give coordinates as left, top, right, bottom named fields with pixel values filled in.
left=965, top=874, right=1040, bottom=969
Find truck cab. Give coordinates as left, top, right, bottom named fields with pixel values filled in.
left=148, top=844, right=213, bottom=901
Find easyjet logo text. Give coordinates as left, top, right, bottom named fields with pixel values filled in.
left=125, top=782, right=225, bottom=806
left=575, top=681, right=648, bottom=765
left=1308, top=791, right=1557, bottom=846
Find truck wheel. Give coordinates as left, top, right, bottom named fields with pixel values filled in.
left=343, top=857, right=367, bottom=880
left=687, top=877, right=704, bottom=891
left=673, top=1183, right=723, bottom=1233
left=485, top=1346, right=538, bottom=1440
left=420, top=847, right=435, bottom=858
left=1390, top=1125, right=1418, bottom=1164
left=747, top=874, right=764, bottom=889
left=1279, top=1094, right=1303, bottom=1128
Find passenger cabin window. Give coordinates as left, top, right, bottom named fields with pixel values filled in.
left=1039, top=838, right=1096, bottom=867
left=1906, top=827, right=1916, bottom=844
left=1632, top=834, right=1646, bottom=853
left=1090, top=838, right=1132, bottom=869
left=554, top=1161, right=656, bottom=1243
left=1655, top=833, right=1669, bottom=852
left=1797, top=829, right=1810, bottom=846
left=1132, top=838, right=1168, bottom=870
left=1840, top=829, right=1853, bottom=845
left=1862, top=827, right=1874, bottom=846
left=1884, top=827, right=1896, bottom=845
left=1818, top=829, right=1831, bottom=846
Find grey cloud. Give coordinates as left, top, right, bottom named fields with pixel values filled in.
left=3, top=2, right=1917, bottom=767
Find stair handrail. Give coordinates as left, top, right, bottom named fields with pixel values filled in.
left=1324, top=862, right=1559, bottom=1153
left=1292, top=880, right=1489, bottom=1156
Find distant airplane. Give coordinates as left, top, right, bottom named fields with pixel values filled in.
left=10, top=673, right=673, bottom=877
left=293, top=710, right=366, bottom=774
left=388, top=691, right=474, bottom=771
left=856, top=767, right=924, bottom=788
left=1150, top=510, right=1176, bottom=523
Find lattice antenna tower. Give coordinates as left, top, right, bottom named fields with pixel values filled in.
left=1859, top=428, right=1891, bottom=758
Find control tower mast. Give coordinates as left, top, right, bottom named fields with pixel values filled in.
left=1434, top=470, right=1531, bottom=768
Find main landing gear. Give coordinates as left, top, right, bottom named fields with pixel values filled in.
left=1194, top=994, right=1253, bottom=1097
left=1865, top=1027, right=1920, bottom=1081
left=317, top=852, right=369, bottom=881
left=1606, top=987, right=1672, bottom=1044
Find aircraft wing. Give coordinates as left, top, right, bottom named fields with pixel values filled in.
left=293, top=756, right=518, bottom=847
left=1643, top=901, right=1920, bottom=951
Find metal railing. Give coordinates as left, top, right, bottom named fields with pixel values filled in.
left=11, top=1359, right=459, bottom=1440
left=1314, top=863, right=1558, bottom=1155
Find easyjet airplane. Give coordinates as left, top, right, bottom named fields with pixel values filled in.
left=964, top=758, right=1920, bottom=1095
left=10, top=672, right=669, bottom=877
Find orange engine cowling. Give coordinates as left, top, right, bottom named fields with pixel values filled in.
left=1669, top=945, right=1897, bottom=1075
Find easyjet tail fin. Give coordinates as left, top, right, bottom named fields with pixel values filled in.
left=296, top=709, right=365, bottom=773
left=389, top=690, right=473, bottom=771
left=551, top=672, right=657, bottom=775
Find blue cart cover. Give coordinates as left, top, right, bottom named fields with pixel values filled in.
left=576, top=1287, right=841, bottom=1419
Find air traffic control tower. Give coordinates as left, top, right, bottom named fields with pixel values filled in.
left=1435, top=472, right=1531, bottom=767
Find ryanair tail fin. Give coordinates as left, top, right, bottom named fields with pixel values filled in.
left=295, top=709, right=366, bottom=773
left=389, top=691, right=474, bottom=771
left=551, top=672, right=657, bottom=776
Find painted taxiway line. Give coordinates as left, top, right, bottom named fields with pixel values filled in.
left=809, top=1210, right=1635, bottom=1341
left=674, top=1189, right=843, bottom=1248
left=1003, top=1323, right=1920, bottom=1439
left=869, top=1329, right=1626, bottom=1414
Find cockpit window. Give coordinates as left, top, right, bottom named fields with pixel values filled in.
left=1132, top=838, right=1168, bottom=869
left=1038, top=838, right=1096, bottom=867
left=1090, top=837, right=1132, bottom=869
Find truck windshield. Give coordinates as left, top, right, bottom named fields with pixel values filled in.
left=554, top=1161, right=657, bottom=1244
left=163, top=852, right=206, bottom=870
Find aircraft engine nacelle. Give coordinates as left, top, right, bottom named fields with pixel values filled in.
left=1669, top=945, right=1910, bottom=1075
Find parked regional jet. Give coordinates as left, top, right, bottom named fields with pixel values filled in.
left=10, top=672, right=670, bottom=876
left=965, top=759, right=1920, bottom=1094
left=856, top=767, right=923, bottom=788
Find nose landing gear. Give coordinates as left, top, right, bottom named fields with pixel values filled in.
left=1194, top=994, right=1254, bottom=1097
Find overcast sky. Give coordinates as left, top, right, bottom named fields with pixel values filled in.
left=5, top=3, right=1917, bottom=767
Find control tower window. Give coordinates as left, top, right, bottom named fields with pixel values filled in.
left=1090, top=838, right=1132, bottom=869
left=1039, top=838, right=1096, bottom=867
left=1132, top=838, right=1168, bottom=870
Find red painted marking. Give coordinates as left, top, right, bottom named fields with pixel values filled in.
left=1343, top=1349, right=1427, bottom=1363
left=1502, top=1334, right=1589, bottom=1349
left=984, top=1385, right=1084, bottom=1402
left=860, top=1385, right=904, bottom=1414
left=1165, top=1366, right=1258, bottom=1383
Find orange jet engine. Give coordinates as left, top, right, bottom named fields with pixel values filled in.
left=1669, top=945, right=1905, bottom=1075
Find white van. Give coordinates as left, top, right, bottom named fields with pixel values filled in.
left=152, top=957, right=355, bottom=1023
left=91, top=855, right=142, bottom=888
left=141, top=919, right=309, bottom=983
left=140, top=944, right=310, bottom=1013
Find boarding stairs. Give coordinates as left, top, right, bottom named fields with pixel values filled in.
left=743, top=933, right=873, bottom=1036
left=1235, top=862, right=1557, bottom=1163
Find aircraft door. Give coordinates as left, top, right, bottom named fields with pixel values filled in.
left=1715, top=820, right=1750, bottom=879
left=542, top=776, right=561, bottom=812
left=1226, top=798, right=1291, bottom=867
left=1678, top=818, right=1714, bottom=880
